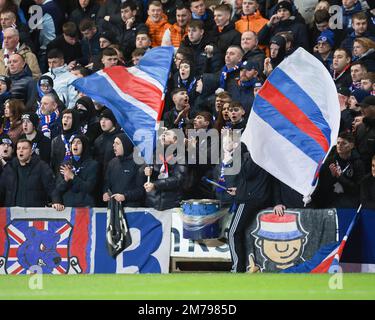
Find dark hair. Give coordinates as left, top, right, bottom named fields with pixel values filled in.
left=171, top=87, right=187, bottom=96
left=276, top=31, right=294, bottom=45
left=102, top=47, right=118, bottom=57
left=121, top=0, right=137, bottom=11
left=62, top=21, right=78, bottom=37
left=136, top=29, right=150, bottom=37
left=4, top=98, right=24, bottom=125
left=79, top=18, right=96, bottom=32
left=351, top=60, right=368, bottom=71
left=47, top=48, right=64, bottom=60
left=176, top=3, right=191, bottom=12
left=334, top=47, right=352, bottom=60
left=175, top=47, right=194, bottom=62
left=214, top=101, right=231, bottom=132
left=195, top=111, right=213, bottom=128
left=188, top=19, right=204, bottom=30
left=314, top=9, right=330, bottom=24
left=71, top=65, right=92, bottom=77
left=131, top=48, right=146, bottom=57
left=338, top=132, right=355, bottom=144
left=228, top=101, right=244, bottom=110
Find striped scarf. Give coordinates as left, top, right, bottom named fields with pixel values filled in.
left=37, top=108, right=60, bottom=139
left=62, top=134, right=76, bottom=162
left=220, top=63, right=242, bottom=89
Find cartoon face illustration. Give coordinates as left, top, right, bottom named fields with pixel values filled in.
left=5, top=219, right=74, bottom=275
left=252, top=212, right=308, bottom=271
left=260, top=238, right=305, bottom=265
left=17, top=227, right=61, bottom=273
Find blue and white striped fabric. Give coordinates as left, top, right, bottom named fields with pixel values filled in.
left=242, top=48, right=340, bottom=201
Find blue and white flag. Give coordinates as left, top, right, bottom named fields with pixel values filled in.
left=242, top=48, right=340, bottom=201
left=72, top=46, right=175, bottom=162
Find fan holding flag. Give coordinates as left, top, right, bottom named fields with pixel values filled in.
left=72, top=45, right=175, bottom=164
left=72, top=46, right=175, bottom=256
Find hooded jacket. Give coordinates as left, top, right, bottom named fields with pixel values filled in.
left=54, top=134, right=99, bottom=207
left=50, top=109, right=81, bottom=174
left=74, top=96, right=101, bottom=144
left=93, top=126, right=122, bottom=176
left=104, top=133, right=145, bottom=207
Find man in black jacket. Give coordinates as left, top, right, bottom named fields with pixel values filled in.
left=103, top=133, right=144, bottom=207
left=0, top=139, right=61, bottom=208
left=209, top=4, right=242, bottom=57
left=226, top=137, right=271, bottom=273
left=317, top=132, right=365, bottom=208
left=258, top=1, right=309, bottom=50
left=179, top=20, right=222, bottom=75
left=69, top=0, right=100, bottom=28
left=93, top=108, right=121, bottom=175
left=143, top=129, right=186, bottom=211
left=102, top=0, right=147, bottom=62
left=46, top=22, right=83, bottom=66
left=8, top=53, right=35, bottom=103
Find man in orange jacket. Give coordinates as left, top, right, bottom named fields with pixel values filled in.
left=145, top=0, right=171, bottom=47
left=161, top=3, right=191, bottom=49
left=235, top=0, right=268, bottom=34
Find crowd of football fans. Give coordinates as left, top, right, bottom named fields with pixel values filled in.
left=0, top=0, right=374, bottom=215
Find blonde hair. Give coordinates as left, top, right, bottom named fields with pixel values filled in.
left=354, top=37, right=375, bottom=52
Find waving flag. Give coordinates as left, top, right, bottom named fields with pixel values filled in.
left=242, top=48, right=340, bottom=201
left=72, top=46, right=174, bottom=162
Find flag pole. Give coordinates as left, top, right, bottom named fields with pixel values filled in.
left=328, top=203, right=363, bottom=273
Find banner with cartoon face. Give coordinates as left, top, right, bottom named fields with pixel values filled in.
left=248, top=209, right=337, bottom=272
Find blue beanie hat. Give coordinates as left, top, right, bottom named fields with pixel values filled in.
left=351, top=89, right=371, bottom=104
left=317, top=29, right=335, bottom=48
